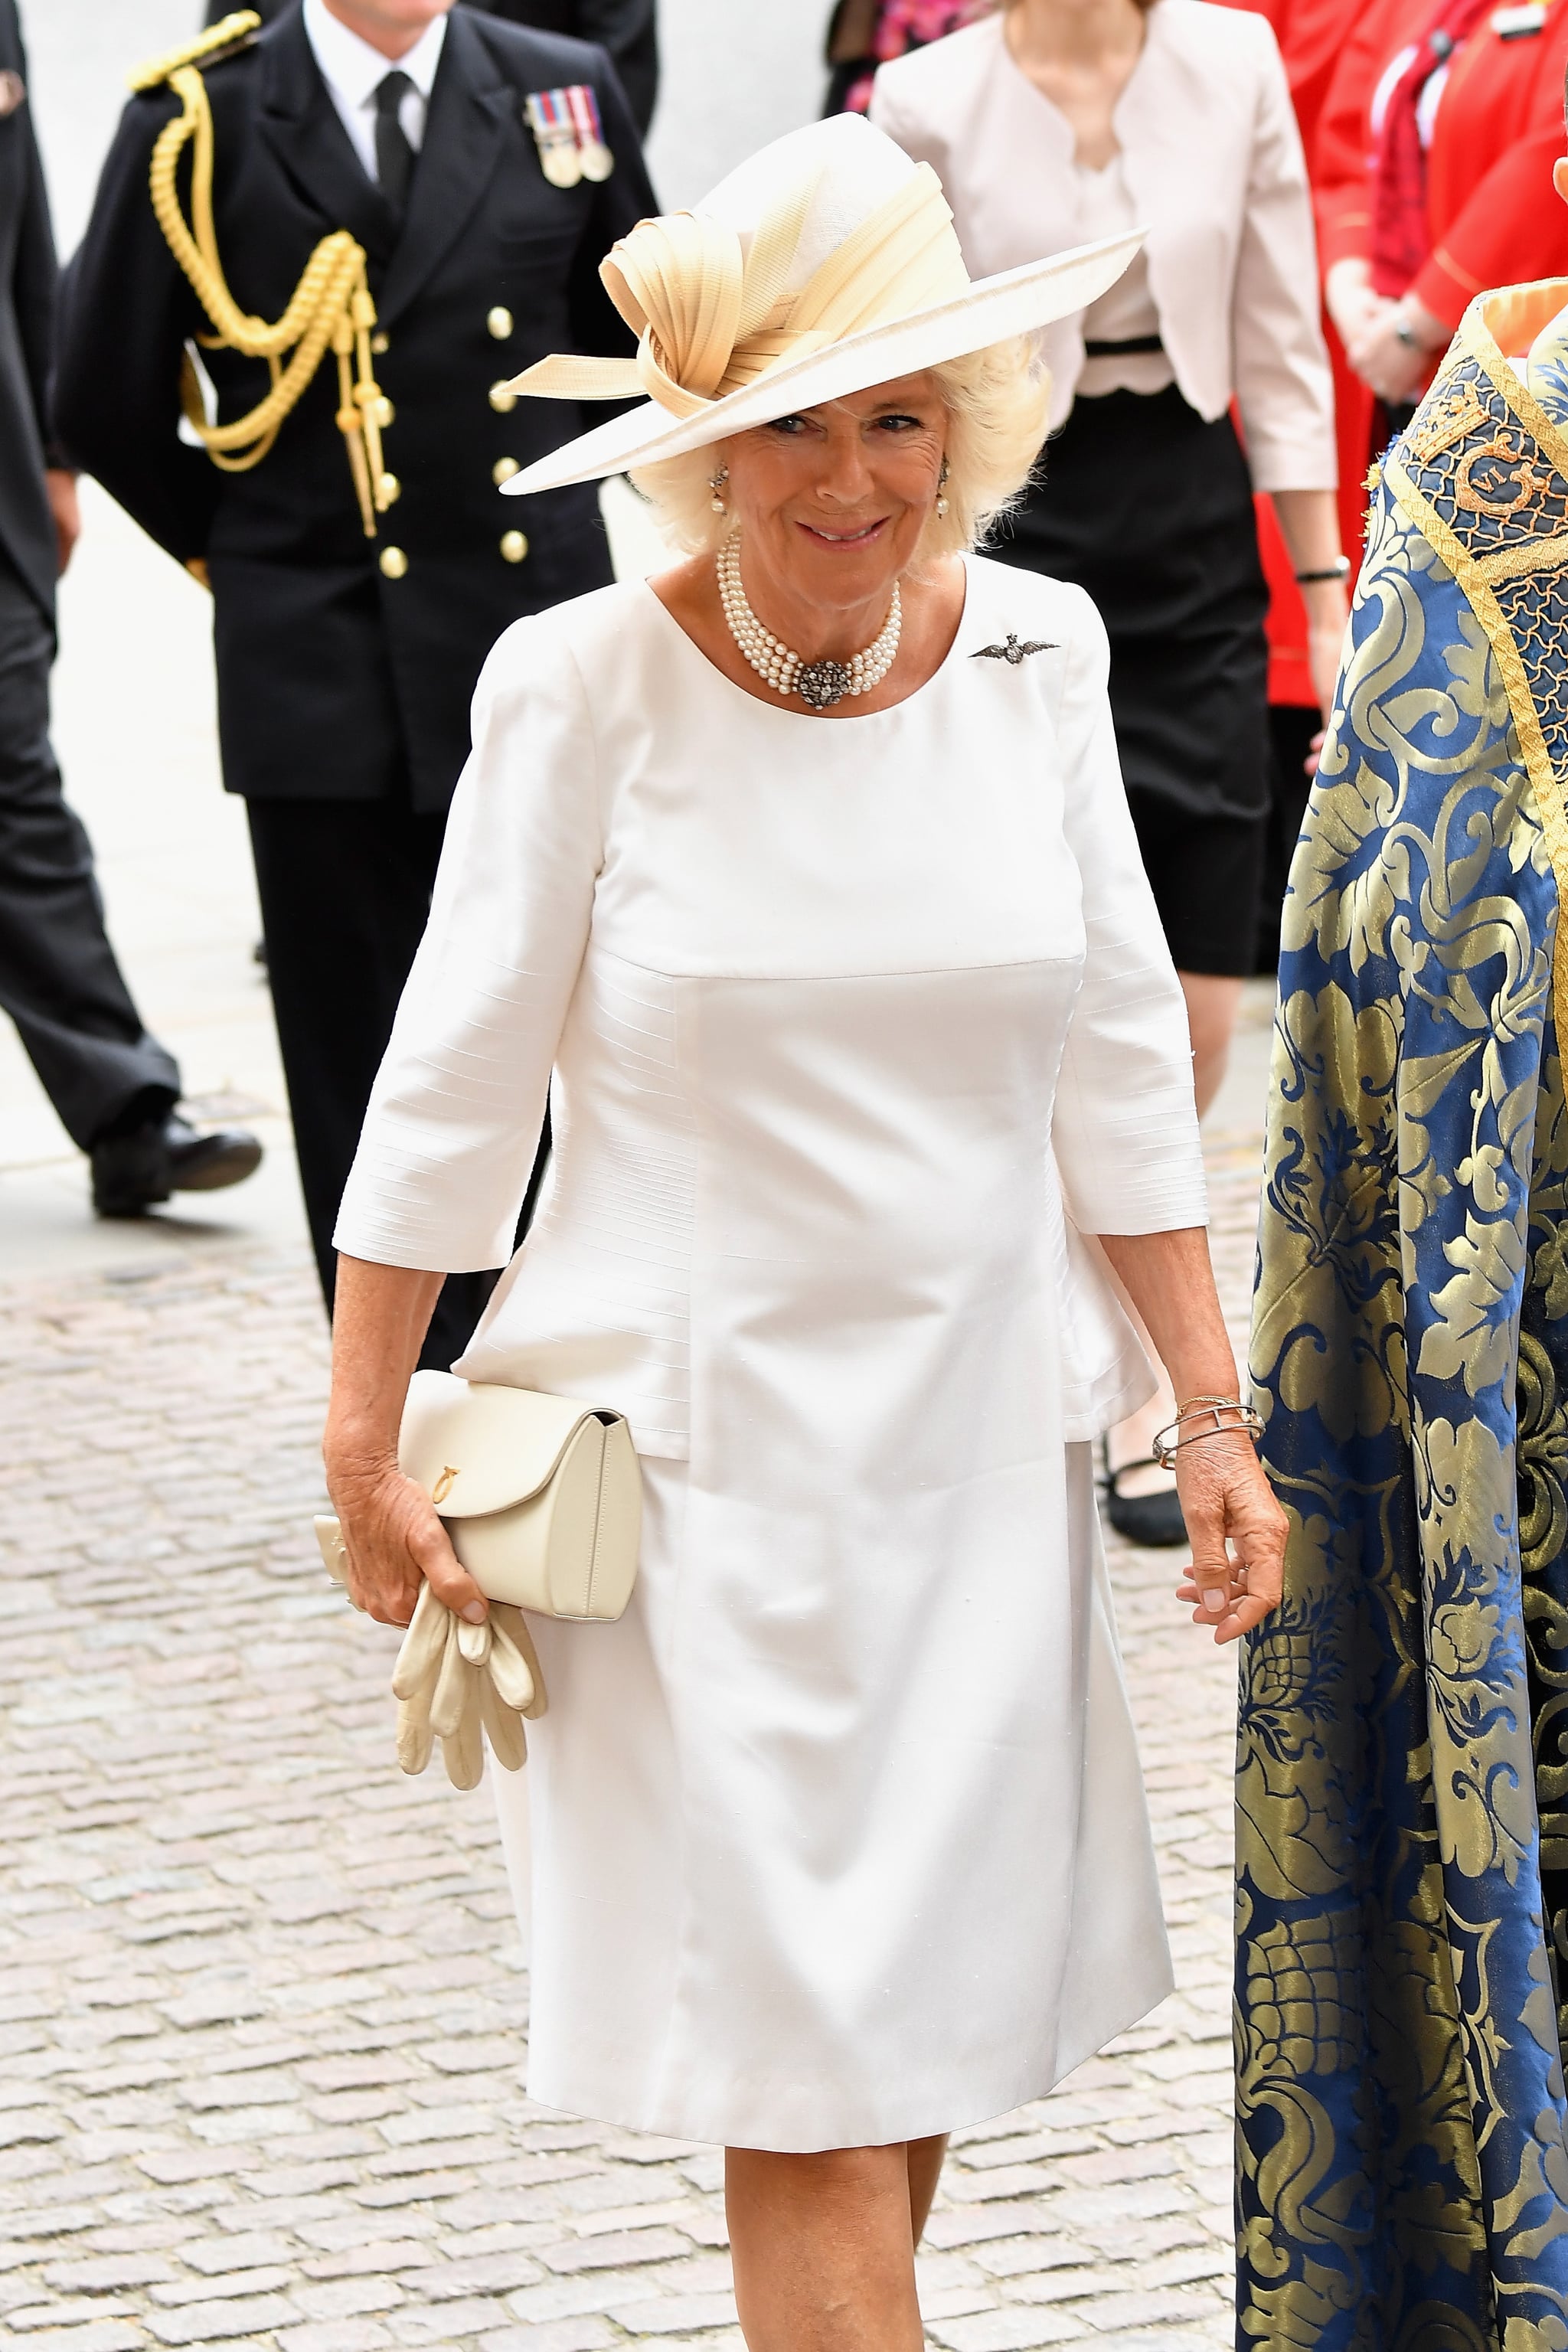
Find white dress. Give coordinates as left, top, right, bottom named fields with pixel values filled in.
left=335, top=554, right=1208, bottom=2152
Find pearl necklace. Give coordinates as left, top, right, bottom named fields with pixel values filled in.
left=717, top=534, right=902, bottom=711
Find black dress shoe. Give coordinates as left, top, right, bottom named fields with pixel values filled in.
left=1100, top=1439, right=1188, bottom=1548
left=91, top=1112, right=263, bottom=1218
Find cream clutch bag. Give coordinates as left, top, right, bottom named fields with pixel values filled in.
left=318, top=1369, right=642, bottom=1619
left=397, top=1368, right=641, bottom=1619
left=313, top=1371, right=642, bottom=1788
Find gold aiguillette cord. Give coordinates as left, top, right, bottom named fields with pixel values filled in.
left=142, top=37, right=394, bottom=536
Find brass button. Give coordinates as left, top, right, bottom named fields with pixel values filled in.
left=500, top=530, right=529, bottom=564
left=487, top=305, right=514, bottom=341
left=492, top=456, right=520, bottom=486
left=488, top=379, right=518, bottom=413
left=370, top=331, right=389, bottom=354
left=378, top=545, right=409, bottom=580
left=377, top=472, right=400, bottom=507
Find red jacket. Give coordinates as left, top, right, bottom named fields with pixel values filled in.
left=1316, top=0, right=1568, bottom=325
left=1221, top=0, right=1356, bottom=155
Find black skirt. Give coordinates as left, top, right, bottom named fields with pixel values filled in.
left=988, top=384, right=1269, bottom=977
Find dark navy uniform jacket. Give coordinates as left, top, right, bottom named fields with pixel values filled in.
left=0, top=0, right=61, bottom=623
left=205, top=0, right=660, bottom=138
left=54, top=2, right=655, bottom=810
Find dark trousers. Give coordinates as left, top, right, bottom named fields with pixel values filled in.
left=0, top=547, right=179, bottom=1148
left=246, top=795, right=507, bottom=1371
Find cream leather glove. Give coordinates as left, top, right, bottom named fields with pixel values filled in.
left=391, top=1581, right=548, bottom=1789
left=315, top=1517, right=547, bottom=1789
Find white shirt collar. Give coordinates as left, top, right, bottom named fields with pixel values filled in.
left=302, top=0, right=448, bottom=116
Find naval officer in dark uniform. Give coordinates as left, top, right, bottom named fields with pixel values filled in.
left=206, top=0, right=658, bottom=136
left=55, top=0, right=654, bottom=1364
left=0, top=0, right=261, bottom=1216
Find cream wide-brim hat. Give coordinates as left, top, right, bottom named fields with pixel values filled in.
left=501, top=112, right=1142, bottom=498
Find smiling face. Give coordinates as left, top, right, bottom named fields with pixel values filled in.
left=721, top=372, right=949, bottom=623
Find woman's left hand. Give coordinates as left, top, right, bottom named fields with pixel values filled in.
left=1171, top=1431, right=1287, bottom=1645
left=1303, top=577, right=1349, bottom=732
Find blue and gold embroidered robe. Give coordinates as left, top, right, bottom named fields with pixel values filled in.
left=1240, top=285, right=1568, bottom=2347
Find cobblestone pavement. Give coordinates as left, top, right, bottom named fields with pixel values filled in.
left=0, top=1013, right=1268, bottom=2352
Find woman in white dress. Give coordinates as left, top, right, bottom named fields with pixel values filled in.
left=324, top=113, right=1285, bottom=2352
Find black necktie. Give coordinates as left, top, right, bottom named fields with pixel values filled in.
left=373, top=70, right=416, bottom=217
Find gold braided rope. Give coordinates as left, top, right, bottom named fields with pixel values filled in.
left=137, top=14, right=394, bottom=536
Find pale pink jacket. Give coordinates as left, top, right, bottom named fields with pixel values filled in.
left=868, top=0, right=1336, bottom=491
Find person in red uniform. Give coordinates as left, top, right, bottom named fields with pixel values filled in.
left=1318, top=0, right=1568, bottom=446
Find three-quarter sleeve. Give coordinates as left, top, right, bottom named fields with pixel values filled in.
left=333, top=619, right=603, bottom=1273
left=1231, top=18, right=1337, bottom=494
left=1049, top=592, right=1207, bottom=1236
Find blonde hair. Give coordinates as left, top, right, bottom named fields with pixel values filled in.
left=628, top=336, right=1051, bottom=570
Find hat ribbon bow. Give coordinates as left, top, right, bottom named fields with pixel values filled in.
left=509, top=164, right=970, bottom=422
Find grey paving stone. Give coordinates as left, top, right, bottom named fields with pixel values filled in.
left=142, top=2292, right=302, bottom=2344
left=477, top=2324, right=616, bottom=2352
left=929, top=2310, right=1083, bottom=2350
left=603, top=2291, right=740, bottom=2334
left=7, top=2326, right=148, bottom=2352
left=286, top=2279, right=406, bottom=2322
left=177, top=2239, right=303, bottom=2278
left=276, top=2325, right=397, bottom=2352
left=381, top=2297, right=513, bottom=2342
left=535, top=2226, right=697, bottom=2275
left=40, top=2259, right=178, bottom=2295
left=299, top=2241, right=443, bottom=2280
left=395, top=2254, right=544, bottom=2302
left=11, top=2302, right=142, bottom=2332
left=145, top=2269, right=296, bottom=2307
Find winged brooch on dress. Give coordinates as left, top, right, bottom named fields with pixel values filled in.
left=971, top=634, right=1057, bottom=665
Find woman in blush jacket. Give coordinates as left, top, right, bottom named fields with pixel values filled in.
left=871, top=0, right=1343, bottom=1540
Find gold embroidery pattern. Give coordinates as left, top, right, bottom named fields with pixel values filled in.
left=1396, top=317, right=1568, bottom=564
left=1411, top=376, right=1487, bottom=464
left=1454, top=431, right=1557, bottom=521
left=1387, top=318, right=1568, bottom=1057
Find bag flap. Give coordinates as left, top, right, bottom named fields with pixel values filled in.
left=398, top=1370, right=611, bottom=1517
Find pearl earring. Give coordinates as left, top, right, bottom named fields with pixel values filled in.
left=709, top=464, right=729, bottom=514
left=936, top=457, right=950, bottom=519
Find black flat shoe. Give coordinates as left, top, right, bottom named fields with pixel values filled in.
left=1100, top=1440, right=1188, bottom=1548
left=91, top=1112, right=263, bottom=1218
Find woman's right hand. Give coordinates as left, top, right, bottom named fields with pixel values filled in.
left=325, top=1452, right=488, bottom=1630
left=1172, top=1430, right=1287, bottom=1645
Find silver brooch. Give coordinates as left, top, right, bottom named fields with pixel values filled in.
left=972, top=634, right=1055, bottom=665
left=795, top=660, right=854, bottom=709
